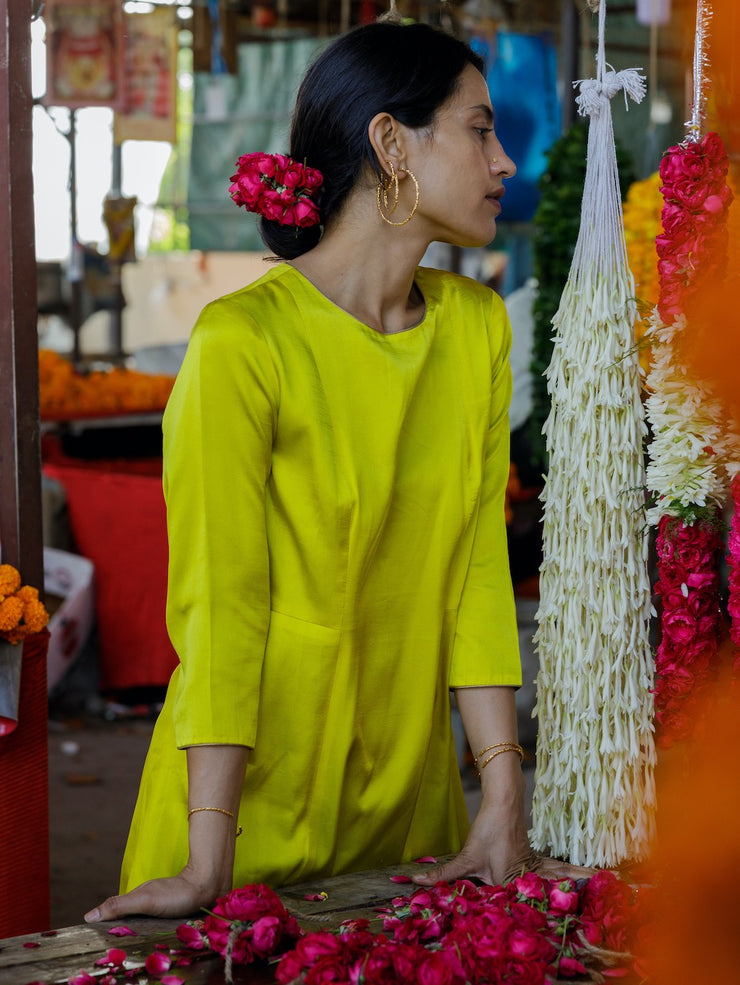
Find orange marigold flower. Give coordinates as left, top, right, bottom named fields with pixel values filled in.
left=38, top=350, right=176, bottom=418
left=16, top=584, right=39, bottom=602
left=0, top=563, right=22, bottom=598
left=21, top=598, right=49, bottom=634
left=0, top=596, right=24, bottom=633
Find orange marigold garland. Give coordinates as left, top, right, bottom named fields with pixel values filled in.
left=0, top=564, right=49, bottom=645
left=38, top=350, right=175, bottom=419
left=622, top=171, right=662, bottom=371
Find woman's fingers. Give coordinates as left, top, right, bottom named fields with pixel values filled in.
left=85, top=893, right=135, bottom=923
left=529, top=856, right=599, bottom=882
left=84, top=877, right=207, bottom=922
left=411, top=850, right=485, bottom=886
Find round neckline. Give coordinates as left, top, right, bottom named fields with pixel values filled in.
left=283, top=263, right=432, bottom=339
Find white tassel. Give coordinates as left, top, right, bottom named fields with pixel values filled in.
left=530, top=0, right=656, bottom=868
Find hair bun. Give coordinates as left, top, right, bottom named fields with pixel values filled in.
left=259, top=218, right=322, bottom=260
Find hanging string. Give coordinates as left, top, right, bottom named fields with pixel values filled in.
left=378, top=0, right=402, bottom=24
left=574, top=1, right=645, bottom=120
left=686, top=0, right=713, bottom=142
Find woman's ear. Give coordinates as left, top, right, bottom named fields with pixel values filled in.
left=367, top=112, right=408, bottom=175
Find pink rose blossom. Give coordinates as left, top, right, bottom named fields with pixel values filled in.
left=548, top=881, right=580, bottom=915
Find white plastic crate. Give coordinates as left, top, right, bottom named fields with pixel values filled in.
left=44, top=547, right=95, bottom=692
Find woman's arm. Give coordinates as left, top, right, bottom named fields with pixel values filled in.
left=412, top=686, right=595, bottom=886
left=85, top=744, right=249, bottom=922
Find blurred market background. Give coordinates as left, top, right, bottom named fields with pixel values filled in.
left=4, top=0, right=710, bottom=930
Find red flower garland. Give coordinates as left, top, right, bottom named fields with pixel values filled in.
left=653, top=515, right=724, bottom=746
left=648, top=131, right=735, bottom=745
left=655, top=131, right=732, bottom=324
left=727, top=474, right=740, bottom=669
left=229, top=152, right=323, bottom=228
left=202, top=883, right=302, bottom=967
left=169, top=875, right=648, bottom=985
left=273, top=873, right=647, bottom=985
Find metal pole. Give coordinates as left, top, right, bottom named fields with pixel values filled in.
left=67, top=107, right=84, bottom=366
left=109, top=141, right=124, bottom=359
left=560, top=0, right=580, bottom=132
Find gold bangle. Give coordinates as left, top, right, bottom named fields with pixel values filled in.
left=188, top=807, right=234, bottom=820
left=474, top=742, right=524, bottom=766
left=188, top=807, right=243, bottom=836
left=475, top=743, right=524, bottom=779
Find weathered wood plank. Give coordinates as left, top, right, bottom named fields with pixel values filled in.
left=0, top=859, right=443, bottom=984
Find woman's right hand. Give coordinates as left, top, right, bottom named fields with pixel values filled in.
left=84, top=864, right=227, bottom=922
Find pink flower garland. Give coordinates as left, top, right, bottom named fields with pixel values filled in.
left=229, top=152, right=323, bottom=227
left=653, top=515, right=724, bottom=746
left=656, top=131, right=732, bottom=324
left=727, top=474, right=740, bottom=669
left=647, top=131, right=734, bottom=746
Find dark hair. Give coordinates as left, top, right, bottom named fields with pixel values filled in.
left=260, top=22, right=485, bottom=259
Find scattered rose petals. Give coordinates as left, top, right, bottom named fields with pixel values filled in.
left=69, top=973, right=96, bottom=985
left=145, top=951, right=172, bottom=975
left=23, top=941, right=41, bottom=949
left=302, top=892, right=328, bottom=901
left=413, top=856, right=437, bottom=864
left=389, top=875, right=412, bottom=883
left=176, top=922, right=207, bottom=950
left=161, top=976, right=185, bottom=985
left=94, top=947, right=127, bottom=968
left=40, top=930, right=58, bottom=937
left=109, top=925, right=137, bottom=938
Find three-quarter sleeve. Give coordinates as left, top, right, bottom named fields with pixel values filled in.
left=162, top=298, right=279, bottom=748
left=449, top=295, right=522, bottom=687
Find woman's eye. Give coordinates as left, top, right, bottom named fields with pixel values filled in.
left=474, top=127, right=494, bottom=139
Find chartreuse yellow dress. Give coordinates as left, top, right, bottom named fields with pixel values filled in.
left=120, top=263, right=521, bottom=892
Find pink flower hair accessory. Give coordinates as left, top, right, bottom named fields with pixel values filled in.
left=229, top=152, right=323, bottom=228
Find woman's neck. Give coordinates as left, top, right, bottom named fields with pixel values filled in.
left=289, top=214, right=431, bottom=335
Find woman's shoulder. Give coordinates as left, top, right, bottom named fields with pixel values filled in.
left=200, top=263, right=295, bottom=322
left=187, top=263, right=302, bottom=352
left=416, top=265, right=505, bottom=315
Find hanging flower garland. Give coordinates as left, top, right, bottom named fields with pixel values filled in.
left=644, top=125, right=735, bottom=745
left=530, top=0, right=655, bottom=869
left=727, top=472, right=740, bottom=671
left=622, top=170, right=662, bottom=371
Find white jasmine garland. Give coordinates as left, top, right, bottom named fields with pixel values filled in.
left=529, top=0, right=655, bottom=868
left=644, top=309, right=729, bottom=522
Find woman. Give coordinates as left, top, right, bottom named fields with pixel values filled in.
left=86, top=20, right=589, bottom=924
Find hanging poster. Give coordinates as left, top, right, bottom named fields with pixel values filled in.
left=114, top=8, right=179, bottom=144
left=44, top=0, right=125, bottom=109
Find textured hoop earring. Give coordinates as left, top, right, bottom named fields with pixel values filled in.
left=377, top=161, right=399, bottom=219
left=377, top=167, right=419, bottom=227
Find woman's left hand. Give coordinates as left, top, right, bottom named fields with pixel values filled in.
left=411, top=770, right=597, bottom=888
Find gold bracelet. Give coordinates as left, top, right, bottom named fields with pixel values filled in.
left=475, top=743, right=524, bottom=779
left=187, top=807, right=243, bottom=836
left=474, top=742, right=524, bottom=766
left=188, top=807, right=234, bottom=820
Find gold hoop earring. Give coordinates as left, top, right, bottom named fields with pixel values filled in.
left=378, top=161, right=400, bottom=217
left=377, top=166, right=419, bottom=227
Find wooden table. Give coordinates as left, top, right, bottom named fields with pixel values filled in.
left=0, top=860, right=432, bottom=984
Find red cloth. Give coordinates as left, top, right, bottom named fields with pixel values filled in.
left=0, top=630, right=51, bottom=935
left=43, top=461, right=178, bottom=691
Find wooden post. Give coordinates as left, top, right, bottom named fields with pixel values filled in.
left=0, top=0, right=43, bottom=587
left=0, top=0, right=50, bottom=938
